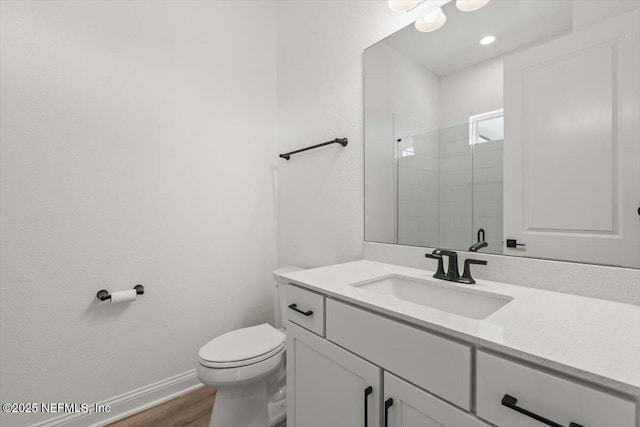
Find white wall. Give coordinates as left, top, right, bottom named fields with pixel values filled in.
left=277, top=0, right=437, bottom=268
left=0, top=1, right=277, bottom=426
left=572, top=0, right=640, bottom=30
left=439, top=57, right=503, bottom=129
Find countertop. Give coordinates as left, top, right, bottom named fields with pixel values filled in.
left=276, top=260, right=640, bottom=396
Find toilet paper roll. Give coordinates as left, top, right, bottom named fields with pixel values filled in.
left=110, top=289, right=137, bottom=304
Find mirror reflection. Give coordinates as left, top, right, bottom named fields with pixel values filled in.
left=364, top=0, right=640, bottom=268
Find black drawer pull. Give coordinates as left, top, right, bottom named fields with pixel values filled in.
left=364, top=386, right=373, bottom=427
left=288, top=303, right=313, bottom=316
left=384, top=398, right=393, bottom=427
left=501, top=394, right=584, bottom=427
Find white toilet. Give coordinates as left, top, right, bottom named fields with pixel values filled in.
left=196, top=266, right=301, bottom=427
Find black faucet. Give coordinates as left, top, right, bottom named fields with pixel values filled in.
left=469, top=241, right=488, bottom=252
left=425, top=249, right=487, bottom=285
left=469, top=228, right=488, bottom=252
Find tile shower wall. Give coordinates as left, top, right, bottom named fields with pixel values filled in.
left=438, top=124, right=473, bottom=249
left=397, top=123, right=474, bottom=250
left=396, top=56, right=504, bottom=251
left=473, top=139, right=504, bottom=253
left=397, top=124, right=504, bottom=252
left=397, top=130, right=439, bottom=245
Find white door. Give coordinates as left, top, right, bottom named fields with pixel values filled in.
left=503, top=9, right=640, bottom=267
left=286, top=323, right=381, bottom=427
left=383, top=372, right=490, bottom=427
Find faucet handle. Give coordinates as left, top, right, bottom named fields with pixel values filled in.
left=425, top=253, right=445, bottom=277
left=433, top=248, right=457, bottom=257
left=460, top=258, right=487, bottom=284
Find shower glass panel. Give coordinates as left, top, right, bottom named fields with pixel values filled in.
left=395, top=120, right=478, bottom=251
left=392, top=118, right=504, bottom=254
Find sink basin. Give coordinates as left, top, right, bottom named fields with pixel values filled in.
left=351, top=275, right=512, bottom=320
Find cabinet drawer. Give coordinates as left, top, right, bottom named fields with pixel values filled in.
left=476, top=351, right=636, bottom=427
left=285, top=284, right=325, bottom=336
left=326, top=299, right=472, bottom=410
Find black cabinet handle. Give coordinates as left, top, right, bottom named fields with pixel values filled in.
left=364, top=386, right=373, bottom=427
left=501, top=394, right=584, bottom=427
left=288, top=303, right=313, bottom=316
left=384, top=398, right=393, bottom=427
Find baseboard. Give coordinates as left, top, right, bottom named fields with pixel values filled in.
left=31, top=370, right=202, bottom=427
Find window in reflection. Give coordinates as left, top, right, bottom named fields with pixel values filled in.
left=469, top=109, right=503, bottom=145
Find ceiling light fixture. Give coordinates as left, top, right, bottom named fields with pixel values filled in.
left=388, top=0, right=423, bottom=12
left=456, top=0, right=490, bottom=12
left=415, top=8, right=447, bottom=32
left=479, top=35, right=496, bottom=45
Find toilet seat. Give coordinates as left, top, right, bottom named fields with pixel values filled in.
left=198, top=323, right=285, bottom=369
left=200, top=342, right=285, bottom=368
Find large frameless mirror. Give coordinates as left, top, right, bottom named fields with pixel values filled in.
left=364, top=0, right=640, bottom=268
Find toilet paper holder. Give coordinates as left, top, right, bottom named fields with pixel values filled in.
left=97, top=285, right=144, bottom=301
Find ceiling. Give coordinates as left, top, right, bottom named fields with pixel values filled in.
left=381, top=0, right=574, bottom=76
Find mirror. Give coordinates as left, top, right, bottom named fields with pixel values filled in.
left=364, top=0, right=640, bottom=268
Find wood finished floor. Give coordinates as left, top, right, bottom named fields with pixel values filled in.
left=108, top=386, right=216, bottom=427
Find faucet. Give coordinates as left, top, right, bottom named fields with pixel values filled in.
left=469, top=228, right=488, bottom=252
left=469, top=241, right=488, bottom=252
left=425, top=249, right=487, bottom=284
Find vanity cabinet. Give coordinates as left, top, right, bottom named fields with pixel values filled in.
left=286, top=320, right=489, bottom=427
left=286, top=322, right=381, bottom=427
left=285, top=284, right=638, bottom=427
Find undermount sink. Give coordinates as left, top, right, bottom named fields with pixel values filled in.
left=351, top=275, right=512, bottom=320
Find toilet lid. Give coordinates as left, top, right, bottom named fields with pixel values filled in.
left=199, top=323, right=285, bottom=365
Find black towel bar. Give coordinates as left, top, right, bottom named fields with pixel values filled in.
left=279, top=137, right=348, bottom=160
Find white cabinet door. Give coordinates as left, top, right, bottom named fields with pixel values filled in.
left=503, top=9, right=640, bottom=267
left=383, top=372, right=490, bottom=427
left=286, top=322, right=382, bottom=427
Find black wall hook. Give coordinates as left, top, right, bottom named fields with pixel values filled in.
left=97, top=285, right=144, bottom=301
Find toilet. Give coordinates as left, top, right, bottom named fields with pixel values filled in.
left=196, top=266, right=301, bottom=427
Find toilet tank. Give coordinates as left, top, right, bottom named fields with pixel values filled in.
left=272, top=266, right=303, bottom=329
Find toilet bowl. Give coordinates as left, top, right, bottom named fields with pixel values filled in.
left=197, top=324, right=286, bottom=427
left=197, top=266, right=301, bottom=427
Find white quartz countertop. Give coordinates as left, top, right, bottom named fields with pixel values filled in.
left=276, top=260, right=640, bottom=396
